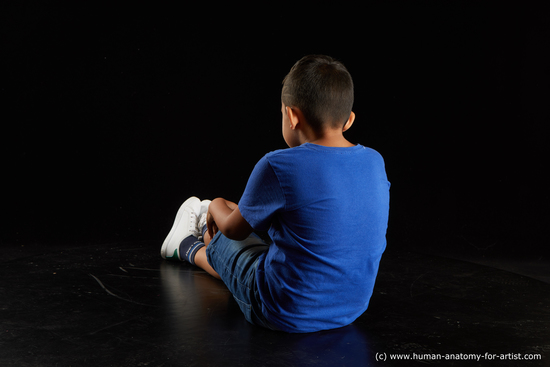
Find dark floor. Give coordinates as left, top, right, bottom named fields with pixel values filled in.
left=1, top=242, right=549, bottom=367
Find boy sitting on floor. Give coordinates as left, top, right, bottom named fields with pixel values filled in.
left=160, top=55, right=390, bottom=333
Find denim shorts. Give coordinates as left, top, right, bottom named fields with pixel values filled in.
left=206, top=232, right=278, bottom=330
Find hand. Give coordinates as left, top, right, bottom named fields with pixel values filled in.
left=206, top=207, right=219, bottom=239
left=206, top=199, right=235, bottom=238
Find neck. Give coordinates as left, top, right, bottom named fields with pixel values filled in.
left=305, top=128, right=355, bottom=148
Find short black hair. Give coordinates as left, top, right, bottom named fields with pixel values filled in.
left=282, top=55, right=354, bottom=132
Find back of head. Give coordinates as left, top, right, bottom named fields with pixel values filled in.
left=282, top=55, right=354, bottom=132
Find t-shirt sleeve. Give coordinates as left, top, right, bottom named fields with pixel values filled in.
left=238, top=156, right=285, bottom=231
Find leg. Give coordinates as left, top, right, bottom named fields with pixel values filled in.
left=205, top=232, right=277, bottom=330
left=193, top=229, right=221, bottom=278
left=194, top=247, right=220, bottom=279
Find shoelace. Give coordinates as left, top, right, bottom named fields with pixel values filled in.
left=188, top=211, right=200, bottom=237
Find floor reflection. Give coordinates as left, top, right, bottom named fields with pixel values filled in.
left=159, top=260, right=374, bottom=366
left=1, top=243, right=548, bottom=366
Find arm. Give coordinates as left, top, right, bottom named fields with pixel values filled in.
left=206, top=198, right=253, bottom=241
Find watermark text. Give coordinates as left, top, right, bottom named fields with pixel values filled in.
left=375, top=352, right=542, bottom=362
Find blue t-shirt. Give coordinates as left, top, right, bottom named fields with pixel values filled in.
left=239, top=143, right=390, bottom=333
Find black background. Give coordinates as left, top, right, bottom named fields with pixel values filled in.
left=2, top=2, right=548, bottom=262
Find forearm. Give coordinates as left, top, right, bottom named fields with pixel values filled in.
left=208, top=198, right=253, bottom=241
left=209, top=198, right=236, bottom=232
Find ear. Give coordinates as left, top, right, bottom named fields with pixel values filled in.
left=286, top=106, right=301, bottom=130
left=342, top=111, right=356, bottom=132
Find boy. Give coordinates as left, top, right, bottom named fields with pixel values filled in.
left=161, top=55, right=390, bottom=333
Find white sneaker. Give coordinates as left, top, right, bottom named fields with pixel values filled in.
left=161, top=196, right=202, bottom=260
